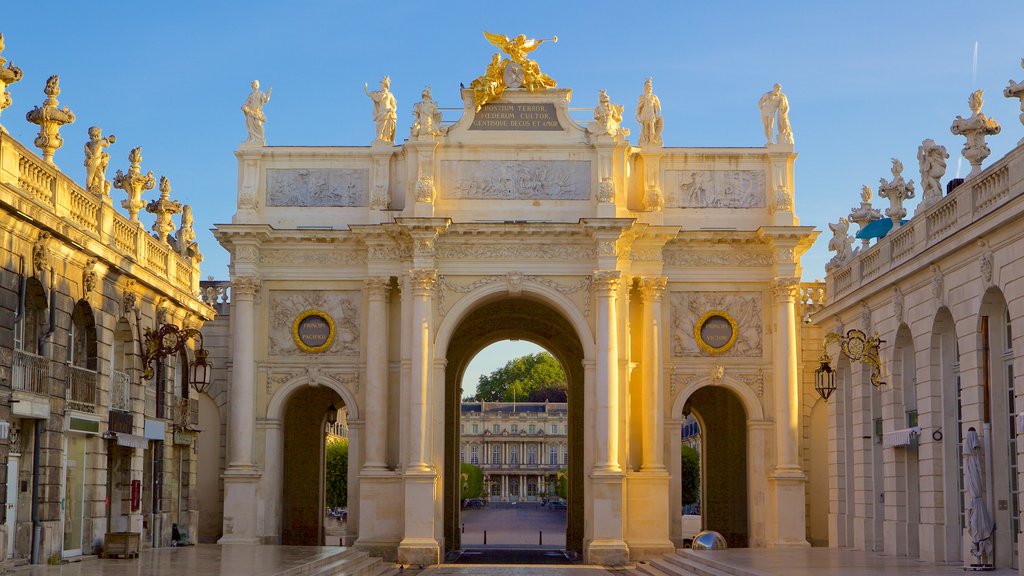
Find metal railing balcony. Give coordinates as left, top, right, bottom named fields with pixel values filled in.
left=67, top=364, right=99, bottom=411
left=13, top=350, right=49, bottom=395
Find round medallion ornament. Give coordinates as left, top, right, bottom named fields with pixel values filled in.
left=292, top=310, right=335, bottom=353
left=694, top=310, right=738, bottom=354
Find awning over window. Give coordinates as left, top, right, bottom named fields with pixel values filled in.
left=883, top=426, right=921, bottom=448
left=115, top=433, right=149, bottom=449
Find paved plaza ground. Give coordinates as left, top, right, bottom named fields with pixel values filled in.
left=460, top=503, right=567, bottom=547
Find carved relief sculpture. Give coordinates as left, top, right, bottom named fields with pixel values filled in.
left=147, top=177, right=185, bottom=243
left=365, top=76, right=397, bottom=144
left=635, top=77, right=663, bottom=146
left=951, top=90, right=1001, bottom=178
left=113, top=147, right=157, bottom=223
left=411, top=86, right=443, bottom=138
left=82, top=258, right=98, bottom=295
left=266, top=168, right=369, bottom=207
left=84, top=126, right=116, bottom=199
left=25, top=75, right=75, bottom=166
left=877, top=158, right=915, bottom=228
left=670, top=292, right=762, bottom=357
left=826, top=217, right=854, bottom=269
left=848, top=185, right=882, bottom=248
left=597, top=177, right=616, bottom=203
left=668, top=170, right=766, bottom=208
left=1005, top=59, right=1024, bottom=145
left=442, top=160, right=590, bottom=200
left=269, top=291, right=360, bottom=356
left=0, top=33, right=23, bottom=134
left=758, top=83, right=793, bottom=145
left=32, top=231, right=50, bottom=275
left=241, top=80, right=272, bottom=146
left=415, top=176, right=436, bottom=203
left=589, top=90, right=627, bottom=138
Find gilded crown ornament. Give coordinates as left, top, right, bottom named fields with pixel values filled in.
left=146, top=176, right=183, bottom=243
left=113, top=147, right=156, bottom=223
left=469, top=32, right=557, bottom=111
left=25, top=75, right=75, bottom=166
left=0, top=33, right=24, bottom=134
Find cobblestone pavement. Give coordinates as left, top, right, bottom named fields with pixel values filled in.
left=460, top=503, right=567, bottom=547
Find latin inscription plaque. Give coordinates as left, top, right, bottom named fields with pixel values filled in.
left=469, top=102, right=562, bottom=131
left=293, top=310, right=336, bottom=353
left=695, top=310, right=738, bottom=354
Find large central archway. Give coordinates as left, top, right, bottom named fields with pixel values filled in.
left=442, top=296, right=585, bottom=559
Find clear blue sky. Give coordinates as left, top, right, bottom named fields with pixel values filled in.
left=3, top=1, right=1023, bottom=389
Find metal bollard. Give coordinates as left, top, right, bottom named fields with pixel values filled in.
left=484, top=530, right=487, bottom=545
left=539, top=530, right=543, bottom=546
left=461, top=523, right=465, bottom=534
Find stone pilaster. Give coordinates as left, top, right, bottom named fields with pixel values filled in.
left=593, top=270, right=621, bottom=472
left=363, top=278, right=391, bottom=471
left=638, top=276, right=667, bottom=471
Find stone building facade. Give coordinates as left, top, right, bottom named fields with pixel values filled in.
left=213, top=41, right=828, bottom=566
left=460, top=402, right=567, bottom=502
left=817, top=61, right=1024, bottom=571
left=0, top=65, right=211, bottom=563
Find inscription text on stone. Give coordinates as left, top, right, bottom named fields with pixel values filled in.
left=470, top=103, right=562, bottom=131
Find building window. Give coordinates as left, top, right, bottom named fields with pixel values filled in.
left=460, top=449, right=465, bottom=463
left=551, top=424, right=557, bottom=434
left=529, top=424, right=535, bottom=434
left=493, top=424, right=500, bottom=434
left=511, top=424, right=518, bottom=434
left=562, top=447, right=567, bottom=466
left=563, top=425, right=568, bottom=434
left=471, top=446, right=479, bottom=465
left=472, top=424, right=479, bottom=434
left=527, top=445, right=537, bottom=465
left=550, top=446, right=558, bottom=465
left=510, top=446, right=519, bottom=465
left=492, top=445, right=501, bottom=465
left=527, top=480, right=538, bottom=496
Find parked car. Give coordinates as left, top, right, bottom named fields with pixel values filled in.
left=462, top=498, right=486, bottom=509
left=549, top=498, right=567, bottom=511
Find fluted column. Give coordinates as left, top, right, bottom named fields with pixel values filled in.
left=364, top=278, right=391, bottom=470
left=407, top=268, right=435, bottom=472
left=774, top=279, right=801, bottom=470
left=593, top=270, right=621, bottom=472
left=639, top=276, right=667, bottom=471
left=229, top=276, right=260, bottom=468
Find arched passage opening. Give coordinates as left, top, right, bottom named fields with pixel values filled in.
left=686, top=385, right=748, bottom=548
left=280, top=385, right=346, bottom=546
left=443, top=297, right=584, bottom=559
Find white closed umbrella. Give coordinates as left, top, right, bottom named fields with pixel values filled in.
left=963, top=427, right=993, bottom=565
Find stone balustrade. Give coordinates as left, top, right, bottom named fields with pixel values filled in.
left=827, top=143, right=1023, bottom=300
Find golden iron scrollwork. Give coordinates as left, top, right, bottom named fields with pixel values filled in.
left=814, top=329, right=885, bottom=400
left=469, top=32, right=558, bottom=111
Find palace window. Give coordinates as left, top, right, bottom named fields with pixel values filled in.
left=562, top=447, right=568, bottom=465
left=527, top=480, right=538, bottom=496
left=493, top=424, right=500, bottom=434
left=551, top=424, right=557, bottom=434
left=511, top=424, right=518, bottom=434
left=471, top=446, right=479, bottom=465
left=460, top=449, right=465, bottom=463
left=472, top=424, right=479, bottom=434
left=492, top=445, right=501, bottom=465
left=550, top=446, right=558, bottom=465
left=510, top=446, right=519, bottom=465
left=529, top=424, right=535, bottom=434
left=527, top=445, right=537, bottom=465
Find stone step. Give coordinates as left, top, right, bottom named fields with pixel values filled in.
left=312, top=550, right=382, bottom=576
left=659, top=554, right=734, bottom=576
left=280, top=548, right=362, bottom=576
left=635, top=558, right=690, bottom=576
left=675, top=551, right=773, bottom=576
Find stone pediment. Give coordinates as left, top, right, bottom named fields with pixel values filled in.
left=443, top=88, right=589, bottom=145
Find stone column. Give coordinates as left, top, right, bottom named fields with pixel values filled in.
left=364, top=278, right=390, bottom=471
left=593, top=270, right=621, bottom=472
left=768, top=279, right=809, bottom=546
left=220, top=276, right=262, bottom=544
left=639, top=276, right=667, bottom=471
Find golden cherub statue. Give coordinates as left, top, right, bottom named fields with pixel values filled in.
left=469, top=32, right=558, bottom=111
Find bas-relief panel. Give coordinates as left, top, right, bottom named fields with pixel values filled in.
left=670, top=292, right=762, bottom=357
left=269, top=290, right=360, bottom=356
left=441, top=160, right=591, bottom=200
left=266, top=168, right=369, bottom=207
left=665, top=170, right=765, bottom=208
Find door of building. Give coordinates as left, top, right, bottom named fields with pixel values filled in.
left=62, top=435, right=86, bottom=557
left=6, top=454, right=19, bottom=558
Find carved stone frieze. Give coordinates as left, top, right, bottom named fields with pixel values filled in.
left=735, top=370, right=765, bottom=397
left=597, top=177, right=615, bottom=203
left=670, top=373, right=698, bottom=397
left=259, top=249, right=366, bottom=266
left=122, top=280, right=138, bottom=317
left=981, top=251, right=994, bottom=284
left=930, top=265, right=944, bottom=303
left=266, top=168, right=369, bottom=207
left=415, top=176, right=436, bottom=203
left=235, top=245, right=259, bottom=263
left=269, top=290, right=360, bottom=356
left=670, top=292, right=763, bottom=357
left=666, top=170, right=766, bottom=208
left=32, top=231, right=50, bottom=275
left=82, top=258, right=98, bottom=296
left=664, top=249, right=773, bottom=267
left=436, top=274, right=591, bottom=317
left=442, top=160, right=591, bottom=200
left=435, top=243, right=595, bottom=260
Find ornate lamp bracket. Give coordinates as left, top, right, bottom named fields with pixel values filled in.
left=815, top=329, right=885, bottom=401
left=141, top=323, right=212, bottom=394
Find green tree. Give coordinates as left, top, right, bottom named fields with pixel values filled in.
left=326, top=435, right=348, bottom=508
left=555, top=469, right=568, bottom=499
left=681, top=445, right=700, bottom=506
left=467, top=352, right=567, bottom=402
left=460, top=463, right=483, bottom=499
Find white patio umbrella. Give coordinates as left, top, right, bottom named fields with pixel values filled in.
left=963, top=427, right=994, bottom=566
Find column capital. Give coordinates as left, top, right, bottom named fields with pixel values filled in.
left=409, top=268, right=437, bottom=296
left=365, top=277, right=392, bottom=299
left=232, top=276, right=261, bottom=298
left=773, top=278, right=800, bottom=301
left=638, top=276, right=668, bottom=302
left=592, top=270, right=622, bottom=296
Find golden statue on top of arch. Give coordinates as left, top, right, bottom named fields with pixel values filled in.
left=469, top=32, right=558, bottom=111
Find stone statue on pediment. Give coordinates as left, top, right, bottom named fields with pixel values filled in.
left=758, top=83, right=792, bottom=145
left=0, top=33, right=24, bottom=134
left=84, top=126, right=115, bottom=198
left=916, top=138, right=948, bottom=212
left=241, top=80, right=271, bottom=146
left=411, top=86, right=443, bottom=138
left=589, top=90, right=627, bottom=138
left=1006, top=59, right=1024, bottom=145
left=365, top=76, right=397, bottom=144
left=848, top=185, right=881, bottom=248
left=636, top=77, right=663, bottom=146
left=827, top=217, right=854, bottom=268
left=951, top=90, right=1000, bottom=178
left=877, top=158, right=915, bottom=228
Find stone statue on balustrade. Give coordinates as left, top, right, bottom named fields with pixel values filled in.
left=84, top=127, right=115, bottom=198
left=113, top=147, right=156, bottom=223
left=25, top=75, right=75, bottom=167
left=241, top=80, right=272, bottom=146
left=827, top=217, right=855, bottom=269
left=146, top=176, right=182, bottom=243
left=758, top=83, right=793, bottom=145
left=848, top=185, right=882, bottom=249
left=0, top=33, right=24, bottom=134
left=175, top=205, right=201, bottom=261
left=1004, top=59, right=1024, bottom=146
left=916, top=139, right=948, bottom=214
left=877, top=158, right=915, bottom=229
left=951, top=90, right=1000, bottom=178
left=589, top=90, right=628, bottom=139
left=411, top=86, right=443, bottom=138
left=635, top=77, right=663, bottom=146
left=365, top=76, right=397, bottom=144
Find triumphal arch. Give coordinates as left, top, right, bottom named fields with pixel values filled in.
left=214, top=33, right=819, bottom=565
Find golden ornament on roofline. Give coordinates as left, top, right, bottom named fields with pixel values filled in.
left=469, top=32, right=558, bottom=111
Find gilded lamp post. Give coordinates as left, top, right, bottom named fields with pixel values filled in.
left=0, top=33, right=24, bottom=134
left=25, top=75, right=75, bottom=166
left=113, top=147, right=156, bottom=223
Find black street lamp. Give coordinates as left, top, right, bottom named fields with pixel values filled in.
left=813, top=329, right=885, bottom=401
